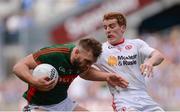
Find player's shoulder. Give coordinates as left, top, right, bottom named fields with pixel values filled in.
left=100, top=42, right=111, bottom=53
left=126, top=38, right=144, bottom=43
left=51, top=43, right=75, bottom=49
left=41, top=43, right=75, bottom=51
left=102, top=41, right=108, bottom=47
left=102, top=41, right=114, bottom=50
left=126, top=38, right=146, bottom=46
left=34, top=43, right=74, bottom=57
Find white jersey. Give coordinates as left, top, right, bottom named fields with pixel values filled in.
left=95, top=39, right=164, bottom=111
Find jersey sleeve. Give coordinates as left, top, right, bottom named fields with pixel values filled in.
left=135, top=39, right=154, bottom=58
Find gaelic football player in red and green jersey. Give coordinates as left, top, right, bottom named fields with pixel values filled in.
left=13, top=37, right=129, bottom=111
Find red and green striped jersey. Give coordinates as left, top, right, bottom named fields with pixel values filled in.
left=23, top=43, right=80, bottom=105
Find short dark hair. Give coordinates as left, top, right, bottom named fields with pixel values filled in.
left=103, top=12, right=126, bottom=27
left=78, top=37, right=102, bottom=61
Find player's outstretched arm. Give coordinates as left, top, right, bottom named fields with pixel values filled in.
left=140, top=49, right=164, bottom=77
left=79, top=67, right=129, bottom=88
left=13, top=54, right=55, bottom=91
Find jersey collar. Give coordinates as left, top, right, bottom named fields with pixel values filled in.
left=111, top=38, right=125, bottom=46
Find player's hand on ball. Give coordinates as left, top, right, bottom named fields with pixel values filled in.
left=31, top=64, right=59, bottom=91
left=32, top=75, right=56, bottom=91
left=140, top=61, right=153, bottom=78
left=106, top=74, right=129, bottom=88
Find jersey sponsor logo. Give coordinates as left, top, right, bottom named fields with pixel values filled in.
left=108, top=46, right=115, bottom=49
left=107, top=56, right=118, bottom=66
left=58, top=75, right=78, bottom=84
left=108, top=45, right=122, bottom=51
left=107, top=54, right=137, bottom=66
left=118, top=55, right=137, bottom=60
left=119, top=59, right=136, bottom=66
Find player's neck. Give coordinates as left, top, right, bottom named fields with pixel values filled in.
left=112, top=38, right=124, bottom=46
left=70, top=48, right=76, bottom=64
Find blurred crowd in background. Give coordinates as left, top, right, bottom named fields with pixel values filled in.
left=0, top=0, right=180, bottom=111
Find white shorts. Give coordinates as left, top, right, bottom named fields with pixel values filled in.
left=23, top=97, right=77, bottom=111
left=112, top=95, right=164, bottom=112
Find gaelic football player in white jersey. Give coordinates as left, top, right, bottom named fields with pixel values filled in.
left=93, top=12, right=165, bottom=111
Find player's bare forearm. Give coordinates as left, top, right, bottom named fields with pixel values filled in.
left=80, top=67, right=129, bottom=88
left=79, top=67, right=107, bottom=81
left=13, top=54, right=38, bottom=85
left=147, top=50, right=164, bottom=66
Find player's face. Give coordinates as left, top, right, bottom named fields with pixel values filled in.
left=73, top=49, right=95, bottom=72
left=103, top=19, right=126, bottom=45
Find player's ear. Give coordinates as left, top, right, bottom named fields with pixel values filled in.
left=120, top=25, right=126, bottom=33
left=74, top=48, right=79, bottom=55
